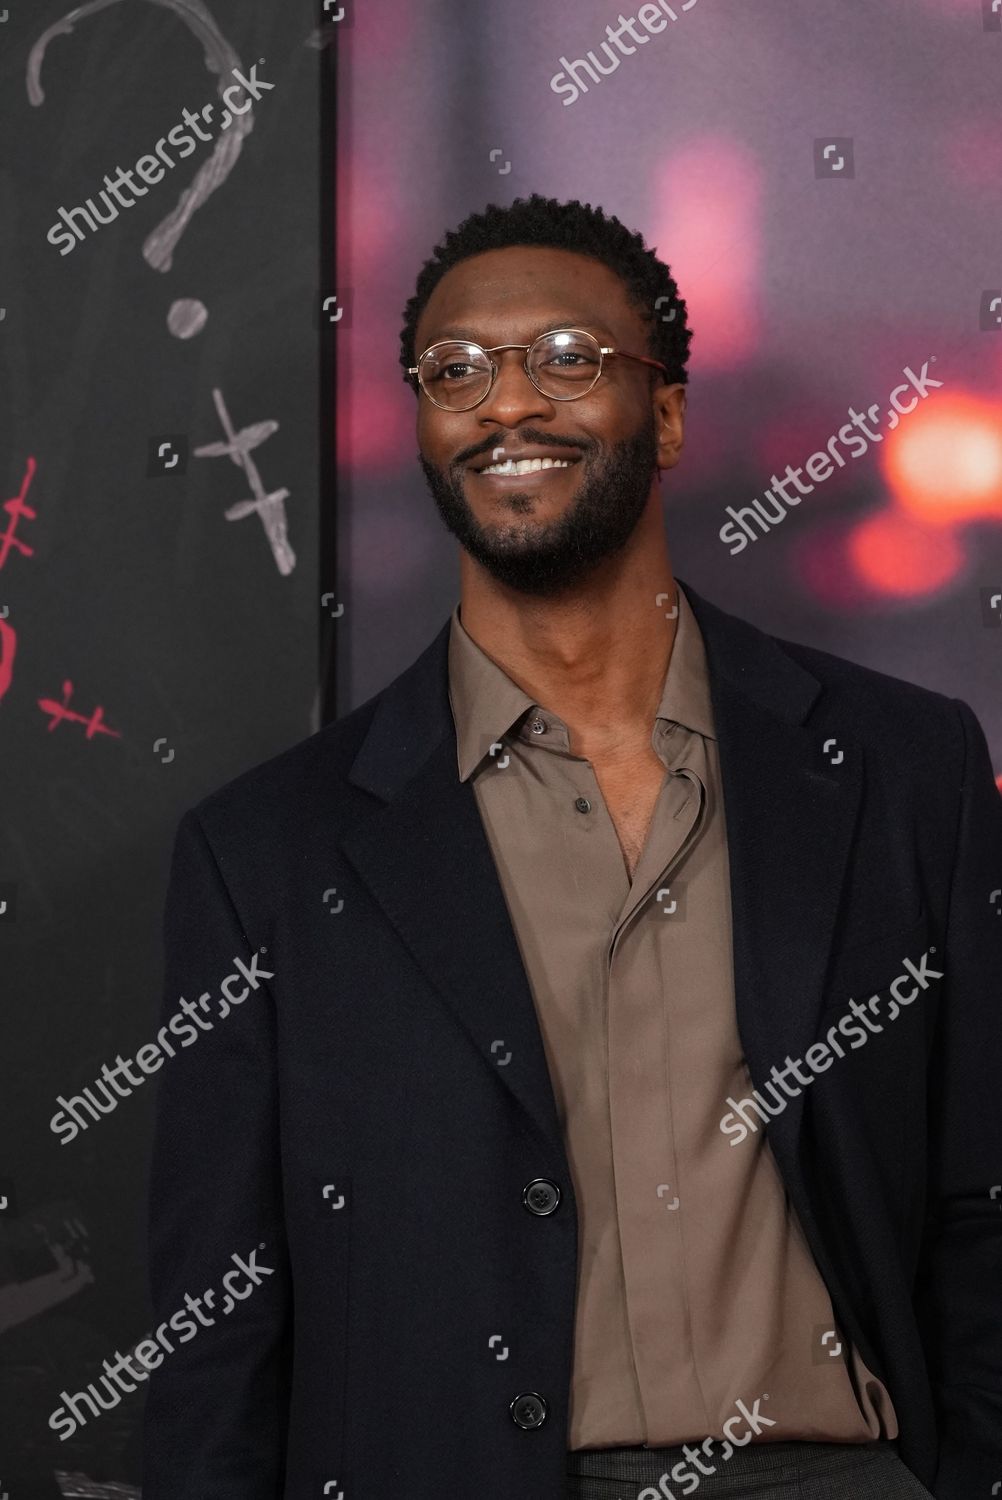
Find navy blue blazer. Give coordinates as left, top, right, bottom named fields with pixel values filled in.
left=143, top=580, right=1002, bottom=1499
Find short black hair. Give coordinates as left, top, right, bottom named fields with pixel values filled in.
left=400, top=193, right=693, bottom=396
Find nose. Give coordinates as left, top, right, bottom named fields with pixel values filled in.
left=475, top=347, right=555, bottom=426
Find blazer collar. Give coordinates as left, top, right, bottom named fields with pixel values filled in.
left=347, top=577, right=821, bottom=803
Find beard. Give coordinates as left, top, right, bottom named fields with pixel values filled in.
left=418, top=413, right=660, bottom=598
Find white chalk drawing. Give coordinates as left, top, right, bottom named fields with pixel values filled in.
left=0, top=1209, right=94, bottom=1335
left=194, top=387, right=295, bottom=575
left=167, top=297, right=209, bottom=339
left=55, top=1474, right=141, bottom=1498
left=27, top=0, right=255, bottom=335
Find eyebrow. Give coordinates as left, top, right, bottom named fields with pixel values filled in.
left=426, top=319, right=613, bottom=346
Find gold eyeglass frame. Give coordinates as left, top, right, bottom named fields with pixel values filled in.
left=408, top=326, right=670, bottom=411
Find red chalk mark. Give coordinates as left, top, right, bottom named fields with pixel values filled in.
left=0, top=616, right=15, bottom=704
left=37, top=680, right=121, bottom=740
left=0, top=456, right=38, bottom=570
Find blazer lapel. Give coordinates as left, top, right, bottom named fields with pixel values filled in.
left=339, top=623, right=568, bottom=1157
left=682, top=581, right=863, bottom=1176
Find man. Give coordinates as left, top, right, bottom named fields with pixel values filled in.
left=143, top=195, right=1002, bottom=1499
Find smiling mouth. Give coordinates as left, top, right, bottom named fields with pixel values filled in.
left=475, top=456, right=581, bottom=477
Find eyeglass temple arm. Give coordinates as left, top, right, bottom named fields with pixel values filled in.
left=611, top=350, right=670, bottom=376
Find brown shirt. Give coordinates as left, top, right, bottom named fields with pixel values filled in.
left=447, top=582, right=898, bottom=1450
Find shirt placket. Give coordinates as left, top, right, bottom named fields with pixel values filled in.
left=606, top=736, right=709, bottom=1439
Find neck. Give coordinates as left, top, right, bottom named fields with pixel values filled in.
left=456, top=496, right=678, bottom=758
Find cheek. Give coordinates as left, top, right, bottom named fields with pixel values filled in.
left=571, top=395, right=628, bottom=445
left=417, top=412, right=455, bottom=465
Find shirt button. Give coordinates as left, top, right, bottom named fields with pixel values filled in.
left=510, top=1392, right=548, bottom=1429
left=574, top=797, right=591, bottom=813
left=530, top=717, right=547, bottom=735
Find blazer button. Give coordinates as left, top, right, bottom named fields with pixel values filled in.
left=522, top=1178, right=561, bottom=1215
left=510, top=1391, right=548, bottom=1429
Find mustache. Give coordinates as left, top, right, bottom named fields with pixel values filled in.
left=455, top=430, right=591, bottom=468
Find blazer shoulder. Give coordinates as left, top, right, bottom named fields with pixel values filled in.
left=772, top=628, right=966, bottom=756
left=169, top=616, right=453, bottom=879
left=684, top=578, right=965, bottom=757
left=179, top=682, right=386, bottom=855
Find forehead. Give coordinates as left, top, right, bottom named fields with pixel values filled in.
left=414, top=245, right=642, bottom=350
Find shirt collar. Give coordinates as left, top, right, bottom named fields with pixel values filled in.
left=447, top=579, right=716, bottom=782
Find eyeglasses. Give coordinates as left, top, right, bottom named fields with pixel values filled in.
left=408, top=327, right=669, bottom=412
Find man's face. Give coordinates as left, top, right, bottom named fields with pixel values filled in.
left=413, top=245, right=685, bottom=598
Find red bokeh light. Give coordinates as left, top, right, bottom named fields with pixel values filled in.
left=847, top=509, right=965, bottom=599
left=649, top=136, right=762, bottom=373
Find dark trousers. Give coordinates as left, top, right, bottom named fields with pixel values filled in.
left=565, top=1438, right=935, bottom=1498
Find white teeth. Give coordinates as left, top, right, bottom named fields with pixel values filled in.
left=480, top=457, right=576, bottom=476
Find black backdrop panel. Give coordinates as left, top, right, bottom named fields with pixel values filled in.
left=0, top=0, right=330, bottom=1488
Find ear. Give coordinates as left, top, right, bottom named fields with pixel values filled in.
left=654, top=383, right=687, bottom=471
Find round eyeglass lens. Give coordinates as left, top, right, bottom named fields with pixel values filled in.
left=419, top=343, right=493, bottom=409
left=527, top=330, right=603, bottom=397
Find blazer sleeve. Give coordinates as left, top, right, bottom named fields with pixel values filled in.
left=142, top=808, right=292, bottom=1499
left=915, top=699, right=1002, bottom=1499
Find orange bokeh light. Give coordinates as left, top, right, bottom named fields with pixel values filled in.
left=882, top=392, right=1002, bottom=526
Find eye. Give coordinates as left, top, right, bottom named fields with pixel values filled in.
left=440, top=361, right=478, bottom=381
left=545, top=351, right=591, bottom=367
